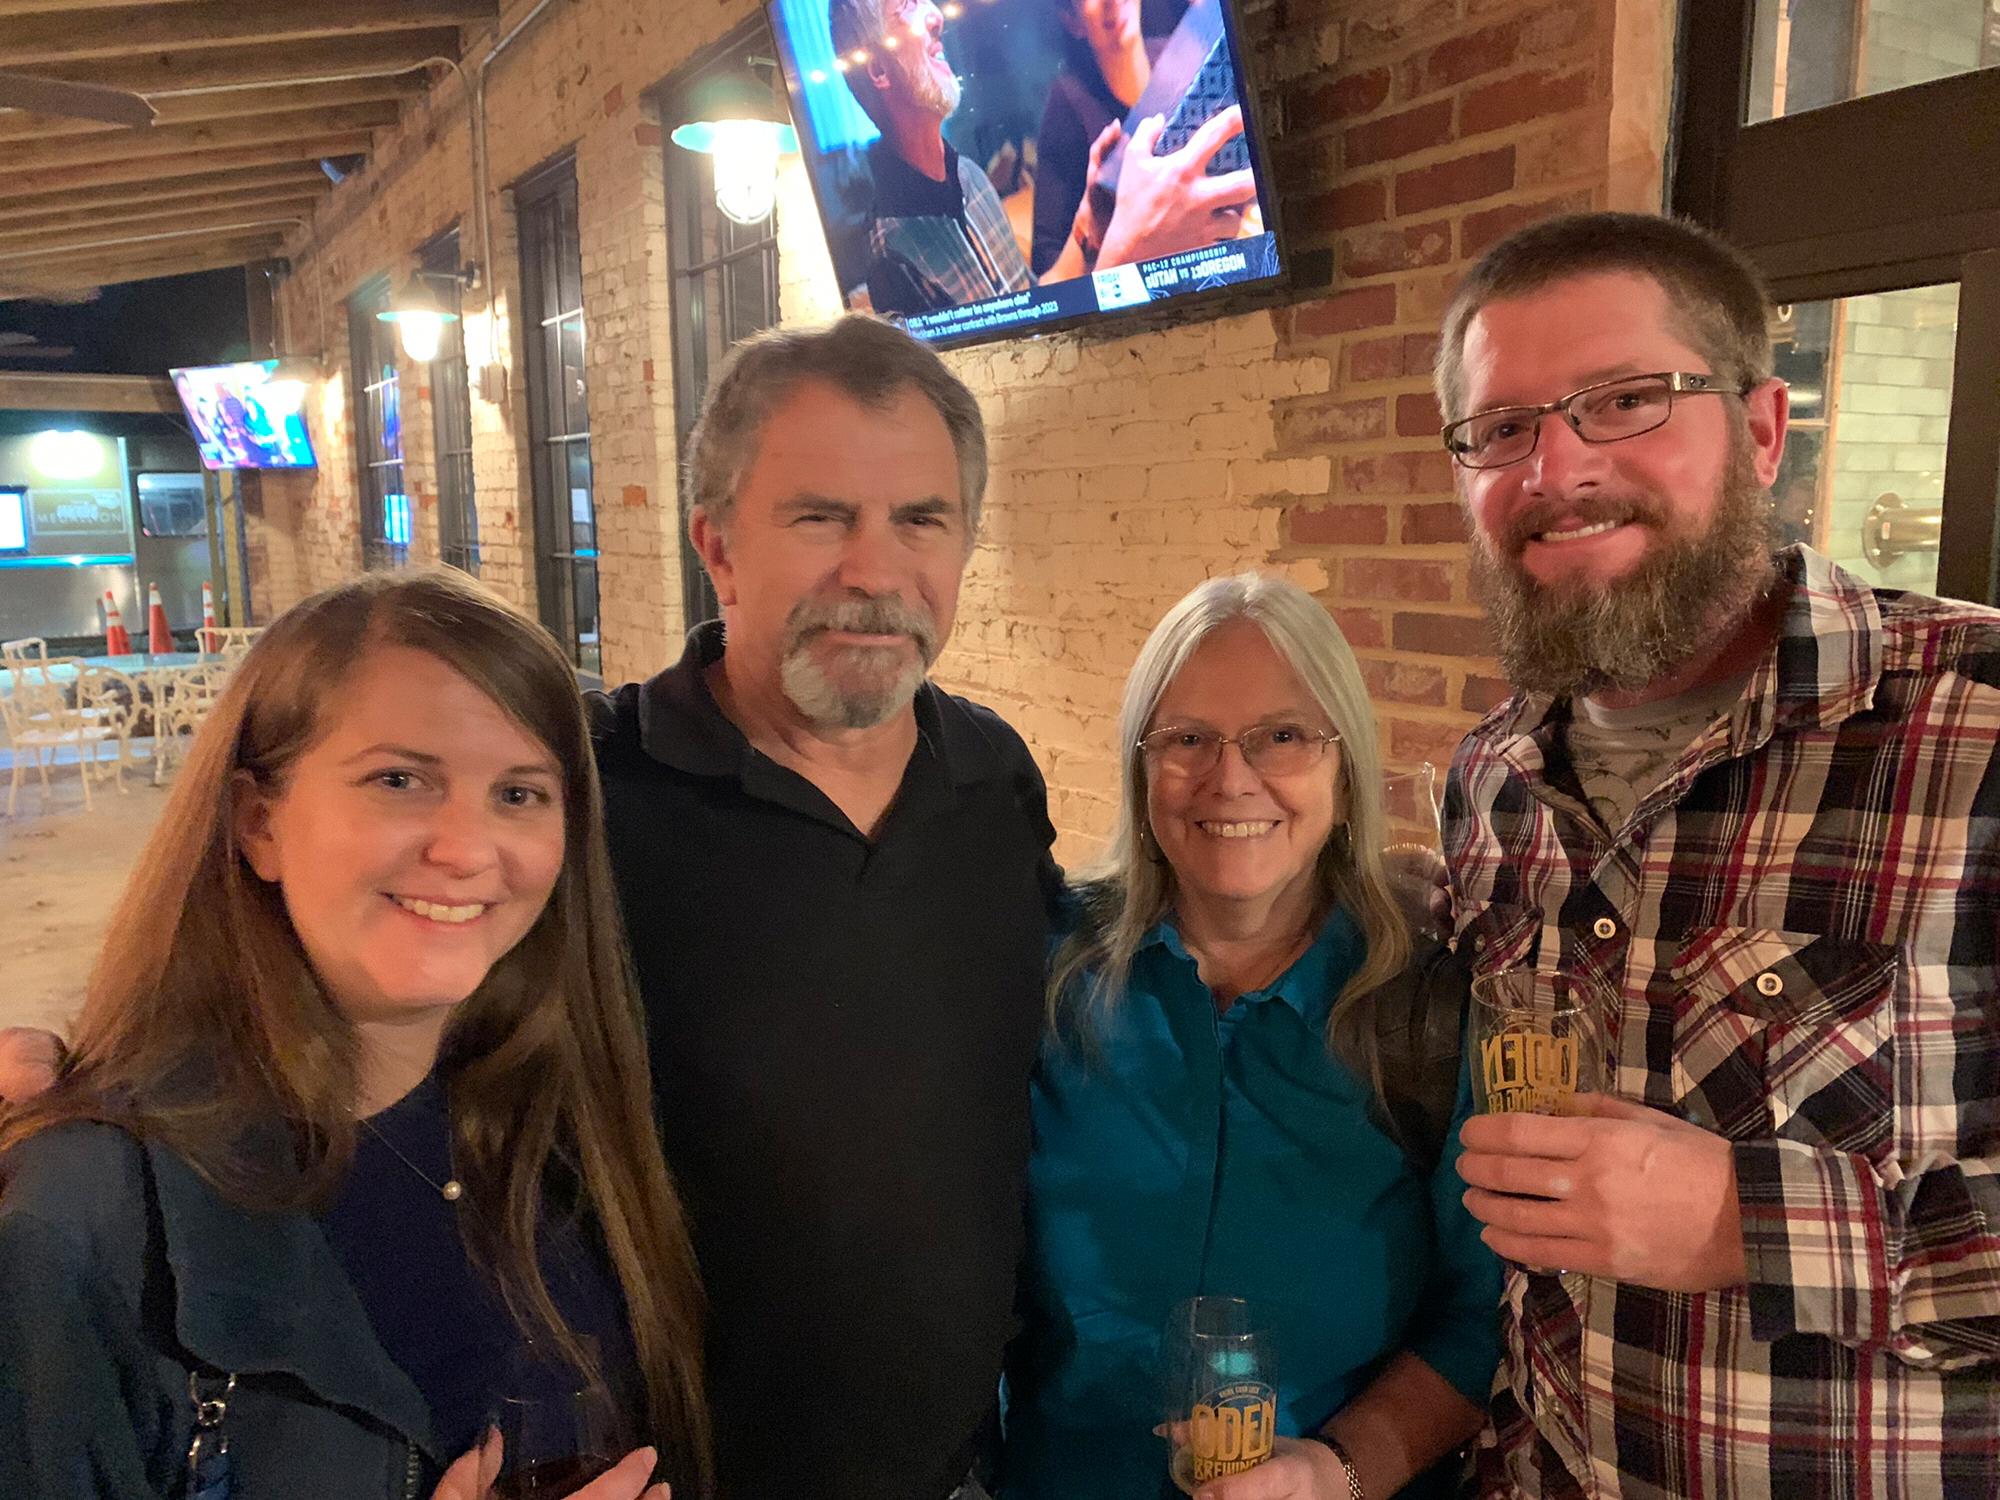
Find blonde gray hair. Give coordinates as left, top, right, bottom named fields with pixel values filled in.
left=1050, top=572, right=1411, bottom=1092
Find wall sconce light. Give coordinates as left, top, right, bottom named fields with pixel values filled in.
left=261, top=353, right=323, bottom=417
left=29, top=428, right=106, bottom=482
left=378, top=265, right=481, bottom=363
left=670, top=66, right=799, bottom=227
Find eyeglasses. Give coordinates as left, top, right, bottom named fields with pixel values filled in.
left=1441, top=371, right=1755, bottom=471
left=1136, top=722, right=1340, bottom=779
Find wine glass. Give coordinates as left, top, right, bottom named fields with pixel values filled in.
left=488, top=1341, right=630, bottom=1500
left=1380, top=762, right=1446, bottom=932
left=1162, top=1296, right=1278, bottom=1496
left=1469, top=969, right=1604, bottom=1117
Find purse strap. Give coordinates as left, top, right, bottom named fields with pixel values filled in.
left=185, top=1370, right=237, bottom=1500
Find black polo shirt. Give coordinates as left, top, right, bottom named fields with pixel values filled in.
left=589, top=623, right=1059, bottom=1500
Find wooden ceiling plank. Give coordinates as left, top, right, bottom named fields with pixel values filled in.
left=0, top=130, right=375, bottom=195
left=0, top=373, right=182, bottom=416
left=0, top=194, right=324, bottom=250
left=24, top=29, right=464, bottom=95
left=0, top=75, right=427, bottom=145
left=1, top=231, right=281, bottom=276
left=0, top=218, right=293, bottom=267
left=0, top=239, right=283, bottom=297
left=0, top=1, right=495, bottom=67
left=0, top=163, right=326, bottom=223
left=0, top=101, right=400, bottom=174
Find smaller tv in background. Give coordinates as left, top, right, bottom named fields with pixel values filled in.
left=169, top=361, right=318, bottom=471
left=0, top=487, right=26, bottom=555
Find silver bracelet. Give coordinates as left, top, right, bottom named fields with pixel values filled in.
left=1304, top=1431, right=1365, bottom=1500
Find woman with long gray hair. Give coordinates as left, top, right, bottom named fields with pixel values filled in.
left=1000, top=571, right=1498, bottom=1500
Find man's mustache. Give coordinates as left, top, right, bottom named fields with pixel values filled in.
left=1493, top=497, right=1667, bottom=559
left=784, top=595, right=939, bottom=660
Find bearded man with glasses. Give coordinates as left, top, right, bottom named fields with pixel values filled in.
left=1434, top=211, right=2000, bottom=1500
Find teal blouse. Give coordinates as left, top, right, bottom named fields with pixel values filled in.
left=1000, top=907, right=1500, bottom=1499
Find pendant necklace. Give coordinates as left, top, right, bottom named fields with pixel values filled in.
left=358, top=1115, right=465, bottom=1202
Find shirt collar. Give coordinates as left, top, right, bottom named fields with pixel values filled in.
left=1482, top=543, right=1885, bottom=766
left=1139, top=904, right=1367, bottom=1026
left=634, top=618, right=1007, bottom=789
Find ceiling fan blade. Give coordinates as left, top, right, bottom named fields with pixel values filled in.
left=0, top=71, right=156, bottom=129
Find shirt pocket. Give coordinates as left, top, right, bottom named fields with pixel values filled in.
left=1457, top=900, right=1541, bottom=977
left=1668, top=926, right=1899, bottom=1153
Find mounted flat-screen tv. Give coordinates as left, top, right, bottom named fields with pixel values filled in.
left=169, top=361, right=318, bottom=471
left=769, top=0, right=1283, bottom=347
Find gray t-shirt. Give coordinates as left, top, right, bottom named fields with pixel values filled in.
left=1563, top=672, right=1751, bottom=832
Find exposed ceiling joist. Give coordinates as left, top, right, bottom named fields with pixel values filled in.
left=0, top=372, right=182, bottom=414
left=0, top=1, right=496, bottom=68
left=0, top=75, right=426, bottom=145
left=0, top=195, right=324, bottom=251
left=0, top=223, right=291, bottom=272
left=21, top=29, right=465, bottom=96
left=0, top=164, right=327, bottom=225
left=0, top=131, right=376, bottom=196
left=0, top=101, right=401, bottom=175
left=0, top=239, right=281, bottom=299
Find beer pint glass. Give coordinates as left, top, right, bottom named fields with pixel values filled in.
left=1163, top=1296, right=1277, bottom=1495
left=1471, top=969, right=1602, bottom=1115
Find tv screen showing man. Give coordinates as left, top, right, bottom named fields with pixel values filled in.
left=772, top=0, right=1283, bottom=345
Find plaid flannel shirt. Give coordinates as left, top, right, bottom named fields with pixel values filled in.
left=1444, top=545, right=2000, bottom=1499
left=864, top=153, right=1031, bottom=317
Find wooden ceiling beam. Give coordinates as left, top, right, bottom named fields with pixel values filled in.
left=0, top=130, right=375, bottom=196
left=0, top=221, right=288, bottom=269
left=0, top=239, right=281, bottom=299
left=0, top=101, right=401, bottom=175
left=22, top=29, right=464, bottom=96
left=0, top=195, right=324, bottom=252
left=0, top=163, right=326, bottom=225
left=0, top=372, right=181, bottom=416
left=0, top=75, right=426, bottom=145
left=0, top=1, right=495, bottom=67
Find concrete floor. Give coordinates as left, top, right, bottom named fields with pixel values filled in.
left=0, top=746, right=171, bottom=1039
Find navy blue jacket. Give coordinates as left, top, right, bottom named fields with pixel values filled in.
left=0, top=1122, right=443, bottom=1499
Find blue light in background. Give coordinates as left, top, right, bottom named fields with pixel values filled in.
left=773, top=0, right=881, bottom=153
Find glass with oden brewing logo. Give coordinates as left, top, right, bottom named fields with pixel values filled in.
left=1471, top=970, right=1603, bottom=1115
left=1164, top=1296, right=1277, bottom=1495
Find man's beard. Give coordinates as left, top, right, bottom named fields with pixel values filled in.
left=779, top=592, right=940, bottom=730
left=1468, top=435, right=1778, bottom=699
left=902, top=51, right=961, bottom=117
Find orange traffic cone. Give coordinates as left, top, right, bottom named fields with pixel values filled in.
left=102, top=589, right=132, bottom=656
left=200, top=580, right=218, bottom=654
left=147, top=582, right=174, bottom=655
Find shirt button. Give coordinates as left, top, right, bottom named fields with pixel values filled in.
left=1756, top=971, right=1784, bottom=998
left=1592, top=916, right=1618, bottom=940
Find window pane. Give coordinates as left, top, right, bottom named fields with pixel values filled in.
left=1770, top=282, right=1957, bottom=591
left=1748, top=0, right=1996, bottom=122
left=573, top=558, right=601, bottom=675
left=561, top=315, right=589, bottom=436
left=567, top=441, right=595, bottom=552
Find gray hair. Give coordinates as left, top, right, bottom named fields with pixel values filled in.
left=1433, top=211, right=1776, bottom=423
left=1051, top=572, right=1412, bottom=1094
left=684, top=314, right=988, bottom=540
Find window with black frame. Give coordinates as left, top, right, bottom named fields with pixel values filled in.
left=664, top=28, right=784, bottom=630
left=423, top=229, right=480, bottom=576
left=347, top=278, right=411, bottom=571
left=1674, top=0, right=2000, bottom=603
left=517, top=157, right=601, bottom=676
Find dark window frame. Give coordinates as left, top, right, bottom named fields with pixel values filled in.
left=1671, top=0, right=2000, bottom=603
left=660, top=21, right=784, bottom=631
left=421, top=227, right=480, bottom=577
left=346, top=275, right=410, bottom=572
left=516, top=154, right=602, bottom=679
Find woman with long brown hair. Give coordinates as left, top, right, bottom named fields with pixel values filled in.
left=0, top=570, right=708, bottom=1500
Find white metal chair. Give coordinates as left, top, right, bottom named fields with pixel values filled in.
left=1, top=636, right=48, bottom=667
left=70, top=662, right=142, bottom=787
left=151, top=662, right=232, bottom=784
left=202, top=626, right=263, bottom=665
left=0, top=662, right=118, bottom=815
